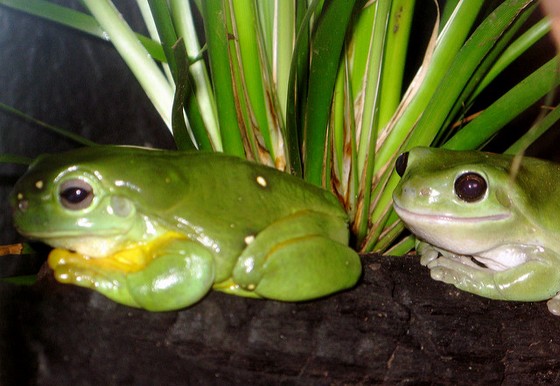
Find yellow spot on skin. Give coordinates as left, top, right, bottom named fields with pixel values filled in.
left=256, top=176, right=267, bottom=188
left=244, top=235, right=255, bottom=245
left=17, top=193, right=23, bottom=200
left=35, top=180, right=43, bottom=189
left=247, top=284, right=255, bottom=290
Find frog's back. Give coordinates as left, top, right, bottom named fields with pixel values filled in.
left=34, top=145, right=347, bottom=233
left=165, top=150, right=347, bottom=225
left=512, top=155, right=560, bottom=235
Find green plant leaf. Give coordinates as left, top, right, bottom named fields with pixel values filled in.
left=170, top=38, right=197, bottom=151
left=352, top=0, right=393, bottom=245
left=170, top=0, right=221, bottom=151
left=433, top=0, right=539, bottom=144
left=303, top=0, right=357, bottom=186
left=0, top=102, right=96, bottom=147
left=0, top=275, right=36, bottom=285
left=444, top=56, right=560, bottom=150
left=82, top=0, right=175, bottom=131
left=473, top=17, right=551, bottom=99
left=0, top=153, right=33, bottom=165
left=285, top=0, right=316, bottom=177
left=506, top=104, right=560, bottom=155
left=201, top=0, right=245, bottom=157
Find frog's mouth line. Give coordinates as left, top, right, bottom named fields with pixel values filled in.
left=392, top=202, right=511, bottom=223
left=16, top=228, right=127, bottom=240
left=16, top=227, right=127, bottom=246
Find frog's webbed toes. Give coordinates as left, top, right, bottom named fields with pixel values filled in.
left=52, top=263, right=123, bottom=291
left=429, top=265, right=460, bottom=285
left=426, top=256, right=470, bottom=285
left=52, top=263, right=94, bottom=286
left=51, top=262, right=142, bottom=307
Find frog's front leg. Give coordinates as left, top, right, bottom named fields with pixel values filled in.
left=426, top=252, right=560, bottom=303
left=49, top=239, right=215, bottom=311
left=224, top=210, right=362, bottom=301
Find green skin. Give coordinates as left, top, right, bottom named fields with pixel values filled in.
left=393, top=147, right=560, bottom=315
left=11, top=146, right=361, bottom=311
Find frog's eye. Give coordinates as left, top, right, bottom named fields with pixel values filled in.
left=59, top=179, right=94, bottom=210
left=454, top=172, right=487, bottom=203
left=395, top=152, right=409, bottom=177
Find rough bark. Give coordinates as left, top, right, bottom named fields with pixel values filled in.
left=1, top=254, right=560, bottom=385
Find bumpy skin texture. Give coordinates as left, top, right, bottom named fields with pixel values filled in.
left=392, top=147, right=560, bottom=316
left=11, top=146, right=361, bottom=311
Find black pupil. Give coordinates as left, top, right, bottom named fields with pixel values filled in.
left=454, top=173, right=487, bottom=202
left=61, top=187, right=90, bottom=203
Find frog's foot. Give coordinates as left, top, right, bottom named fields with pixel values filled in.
left=49, top=252, right=139, bottom=307
left=417, top=241, right=440, bottom=266
left=426, top=255, right=488, bottom=290
left=417, top=242, right=481, bottom=269
left=231, top=210, right=362, bottom=302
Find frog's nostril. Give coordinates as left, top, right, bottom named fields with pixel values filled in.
left=18, top=199, right=29, bottom=212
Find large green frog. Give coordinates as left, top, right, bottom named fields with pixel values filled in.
left=392, top=146, right=560, bottom=315
left=11, top=146, right=361, bottom=311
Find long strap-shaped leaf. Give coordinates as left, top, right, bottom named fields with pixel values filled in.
left=302, top=0, right=357, bottom=186
left=285, top=0, right=316, bottom=177
left=201, top=0, right=245, bottom=157
left=0, top=103, right=97, bottom=147
left=444, top=57, right=560, bottom=150
left=433, top=1, right=539, bottom=145
left=170, top=0, right=221, bottom=151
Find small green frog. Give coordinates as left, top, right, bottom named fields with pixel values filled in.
left=393, top=146, right=560, bottom=315
left=12, top=146, right=361, bottom=311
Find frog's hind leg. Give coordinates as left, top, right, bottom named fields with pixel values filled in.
left=230, top=210, right=362, bottom=301
left=126, top=240, right=215, bottom=311
left=253, top=235, right=361, bottom=301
